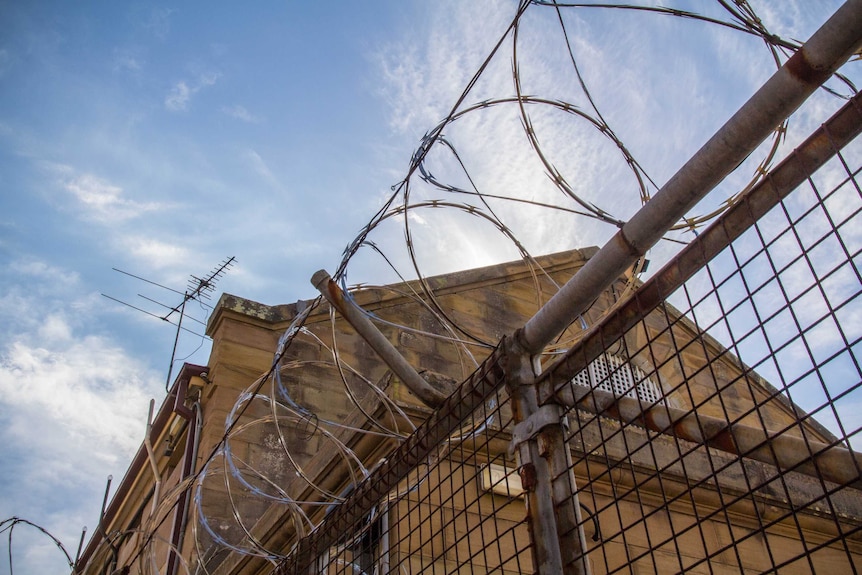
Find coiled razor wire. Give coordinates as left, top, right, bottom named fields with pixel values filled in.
left=77, top=2, right=860, bottom=571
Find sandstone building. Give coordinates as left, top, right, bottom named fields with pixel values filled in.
left=74, top=248, right=862, bottom=574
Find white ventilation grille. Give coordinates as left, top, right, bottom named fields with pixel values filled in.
left=572, top=354, right=663, bottom=404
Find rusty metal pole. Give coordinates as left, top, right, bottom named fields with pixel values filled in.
left=506, top=337, right=591, bottom=575
left=519, top=0, right=862, bottom=355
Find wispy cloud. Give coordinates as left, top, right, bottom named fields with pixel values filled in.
left=369, top=1, right=636, bottom=277
left=0, top=335, right=156, bottom=459
left=61, top=171, right=162, bottom=222
left=143, top=7, right=174, bottom=40
left=374, top=1, right=520, bottom=134
left=122, top=236, right=191, bottom=270
left=222, top=104, right=260, bottom=123
left=165, top=81, right=192, bottom=111
left=8, top=258, right=80, bottom=286
left=165, top=71, right=221, bottom=112
left=112, top=48, right=143, bottom=74
left=199, top=71, right=220, bottom=87
left=370, top=1, right=840, bottom=285
left=0, top=328, right=161, bottom=542
left=242, top=148, right=284, bottom=192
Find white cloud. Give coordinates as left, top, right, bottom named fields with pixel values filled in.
left=123, top=236, right=191, bottom=270
left=0, top=261, right=162, bottom=445
left=367, top=1, right=644, bottom=281
left=0, top=332, right=161, bottom=548
left=198, top=71, right=220, bottom=87
left=61, top=172, right=162, bottom=222
left=37, top=313, right=73, bottom=342
left=406, top=211, right=427, bottom=226
left=753, top=0, right=831, bottom=45
left=0, top=257, right=163, bottom=573
left=222, top=104, right=260, bottom=123
left=165, top=80, right=192, bottom=111
left=112, top=49, right=143, bottom=73
left=243, top=148, right=284, bottom=191
left=9, top=258, right=80, bottom=286
left=0, top=259, right=91, bottom=343
left=165, top=72, right=221, bottom=112
left=65, top=173, right=123, bottom=207
left=143, top=7, right=174, bottom=40
left=374, top=1, right=513, bottom=135
left=369, top=0, right=858, bottom=288
left=0, top=337, right=156, bottom=459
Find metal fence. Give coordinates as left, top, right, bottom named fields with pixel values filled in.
left=272, top=86, right=862, bottom=574
left=538, top=92, right=862, bottom=573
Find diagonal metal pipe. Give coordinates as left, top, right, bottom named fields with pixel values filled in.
left=519, top=0, right=862, bottom=354
left=537, top=89, right=862, bottom=496
left=312, top=270, right=448, bottom=407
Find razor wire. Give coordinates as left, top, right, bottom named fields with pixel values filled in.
left=71, top=2, right=862, bottom=573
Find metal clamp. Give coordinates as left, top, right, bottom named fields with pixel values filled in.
left=508, top=404, right=565, bottom=456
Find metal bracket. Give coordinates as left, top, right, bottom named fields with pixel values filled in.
left=509, top=404, right=565, bottom=456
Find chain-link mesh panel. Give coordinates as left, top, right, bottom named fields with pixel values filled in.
left=274, top=96, right=862, bottom=575
left=541, top=96, right=862, bottom=573
left=273, top=348, right=538, bottom=574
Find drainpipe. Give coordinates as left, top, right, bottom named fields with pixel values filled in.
left=95, top=476, right=118, bottom=575
left=166, top=386, right=204, bottom=575
left=378, top=507, right=389, bottom=575
left=143, top=400, right=163, bottom=523
left=519, top=0, right=862, bottom=354
left=75, top=364, right=208, bottom=573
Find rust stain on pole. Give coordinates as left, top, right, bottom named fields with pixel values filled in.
left=520, top=462, right=538, bottom=492
left=786, top=47, right=833, bottom=86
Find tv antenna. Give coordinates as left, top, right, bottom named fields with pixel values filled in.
left=102, top=256, right=236, bottom=391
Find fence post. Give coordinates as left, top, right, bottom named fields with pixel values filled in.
left=506, top=336, right=592, bottom=575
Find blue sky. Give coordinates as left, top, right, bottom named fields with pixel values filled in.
left=0, top=1, right=857, bottom=572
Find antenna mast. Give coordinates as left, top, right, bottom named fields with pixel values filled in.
left=162, top=256, right=235, bottom=390
left=102, top=256, right=236, bottom=393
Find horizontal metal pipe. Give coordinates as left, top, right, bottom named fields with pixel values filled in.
left=311, top=270, right=448, bottom=407
left=556, top=383, right=862, bottom=490
left=519, top=0, right=862, bottom=354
